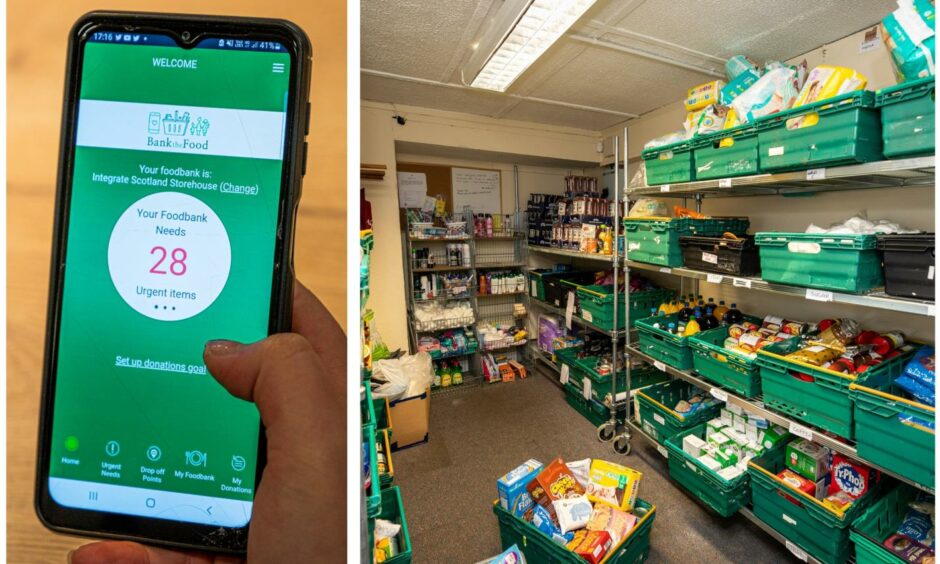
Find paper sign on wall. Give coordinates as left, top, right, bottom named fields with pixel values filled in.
left=397, top=171, right=428, bottom=208
left=452, top=167, right=500, bottom=214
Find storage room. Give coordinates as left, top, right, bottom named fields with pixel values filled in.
left=359, top=1, right=937, bottom=563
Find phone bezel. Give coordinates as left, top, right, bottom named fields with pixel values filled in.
left=35, top=11, right=311, bottom=554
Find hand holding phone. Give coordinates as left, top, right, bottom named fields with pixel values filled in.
left=69, top=283, right=346, bottom=563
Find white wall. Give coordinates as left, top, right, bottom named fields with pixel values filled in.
left=362, top=102, right=601, bottom=351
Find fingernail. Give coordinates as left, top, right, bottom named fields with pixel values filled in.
left=205, top=339, right=246, bottom=356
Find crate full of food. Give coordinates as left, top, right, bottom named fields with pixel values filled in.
left=850, top=484, right=935, bottom=564
left=624, top=217, right=749, bottom=268
left=756, top=90, right=882, bottom=172
left=577, top=285, right=675, bottom=330
left=635, top=313, right=701, bottom=370
left=755, top=319, right=918, bottom=438
left=688, top=315, right=786, bottom=398
left=755, top=232, right=883, bottom=294
left=876, top=76, right=935, bottom=158
left=372, top=486, right=413, bottom=563
left=635, top=380, right=723, bottom=445
left=849, top=345, right=935, bottom=489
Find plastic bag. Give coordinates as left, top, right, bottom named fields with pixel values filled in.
left=881, top=0, right=936, bottom=82
left=372, top=352, right=434, bottom=400
left=643, top=130, right=687, bottom=150
left=628, top=198, right=669, bottom=218
left=694, top=104, right=730, bottom=135
left=628, top=162, right=648, bottom=189
left=731, top=65, right=801, bottom=123
left=726, top=55, right=759, bottom=79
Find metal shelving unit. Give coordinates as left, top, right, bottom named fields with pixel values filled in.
left=528, top=298, right=626, bottom=338
left=529, top=245, right=616, bottom=262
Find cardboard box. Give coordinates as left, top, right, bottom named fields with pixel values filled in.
left=786, top=439, right=831, bottom=481
left=706, top=418, right=725, bottom=435
left=683, top=434, right=707, bottom=457
left=497, top=459, right=544, bottom=518
left=389, top=388, right=431, bottom=450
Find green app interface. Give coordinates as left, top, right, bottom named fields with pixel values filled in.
left=48, top=33, right=291, bottom=527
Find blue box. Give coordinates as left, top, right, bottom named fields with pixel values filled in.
left=497, top=459, right=543, bottom=518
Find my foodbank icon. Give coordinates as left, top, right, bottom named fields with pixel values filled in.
left=147, top=110, right=210, bottom=150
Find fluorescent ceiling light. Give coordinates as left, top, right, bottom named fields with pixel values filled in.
left=470, top=0, right=597, bottom=92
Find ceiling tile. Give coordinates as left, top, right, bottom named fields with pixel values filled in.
left=361, top=73, right=514, bottom=117
left=499, top=99, right=624, bottom=130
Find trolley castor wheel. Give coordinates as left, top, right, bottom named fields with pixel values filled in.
left=612, top=433, right=632, bottom=455
left=597, top=422, right=616, bottom=442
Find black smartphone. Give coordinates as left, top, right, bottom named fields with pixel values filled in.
left=36, top=11, right=311, bottom=553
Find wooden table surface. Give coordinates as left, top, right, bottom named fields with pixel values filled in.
left=7, top=2, right=346, bottom=561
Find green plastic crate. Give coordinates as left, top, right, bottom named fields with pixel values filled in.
left=877, top=76, right=935, bottom=158
left=755, top=232, right=884, bottom=294
left=748, top=438, right=883, bottom=564
left=568, top=355, right=672, bottom=404
left=688, top=316, right=766, bottom=398
left=635, top=314, right=696, bottom=370
left=693, top=123, right=761, bottom=180
left=756, top=339, right=916, bottom=439
left=850, top=484, right=923, bottom=564
left=642, top=139, right=694, bottom=186
left=564, top=383, right=612, bottom=427
left=664, top=423, right=780, bottom=517
left=378, top=428, right=395, bottom=488
left=376, top=486, right=413, bottom=563
left=528, top=269, right=554, bottom=301
left=577, top=285, right=675, bottom=330
left=850, top=380, right=935, bottom=489
left=624, top=218, right=750, bottom=267
left=363, top=423, right=381, bottom=518
left=756, top=90, right=883, bottom=172
left=635, top=380, right=723, bottom=445
left=493, top=497, right=656, bottom=563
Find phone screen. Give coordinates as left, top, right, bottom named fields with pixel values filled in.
left=47, top=32, right=292, bottom=527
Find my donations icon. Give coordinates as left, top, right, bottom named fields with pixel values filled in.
left=108, top=191, right=230, bottom=321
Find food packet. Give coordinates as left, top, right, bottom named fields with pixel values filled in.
left=533, top=458, right=585, bottom=501
left=628, top=198, right=669, bottom=218
left=793, top=65, right=867, bottom=107
left=567, top=530, right=613, bottom=564
left=586, top=503, right=637, bottom=545
left=898, top=505, right=935, bottom=547
left=567, top=458, right=592, bottom=489
left=473, top=545, right=527, bottom=564
left=552, top=494, right=594, bottom=534
left=586, top=459, right=642, bottom=511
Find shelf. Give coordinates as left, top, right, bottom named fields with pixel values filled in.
left=475, top=262, right=527, bottom=269
left=412, top=265, right=473, bottom=273
left=429, top=349, right=478, bottom=361
left=624, top=260, right=936, bottom=317
left=480, top=340, right=528, bottom=353
left=409, top=236, right=470, bottom=242
left=412, top=318, right=476, bottom=332
left=431, top=373, right=482, bottom=395
left=628, top=156, right=935, bottom=198
left=529, top=298, right=626, bottom=338
left=475, top=234, right=525, bottom=240
left=625, top=343, right=934, bottom=494
left=625, top=419, right=827, bottom=564
left=477, top=291, right=527, bottom=298
left=529, top=245, right=616, bottom=263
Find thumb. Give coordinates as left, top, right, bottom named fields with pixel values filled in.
left=202, top=334, right=318, bottom=440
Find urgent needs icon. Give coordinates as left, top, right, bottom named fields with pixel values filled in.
left=147, top=109, right=210, bottom=151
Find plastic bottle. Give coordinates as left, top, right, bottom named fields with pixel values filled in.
left=678, top=301, right=693, bottom=323
left=723, top=303, right=744, bottom=325
left=713, top=300, right=729, bottom=323
left=441, top=363, right=452, bottom=387
left=667, top=322, right=677, bottom=335
left=657, top=299, right=670, bottom=315
left=479, top=274, right=488, bottom=296
left=705, top=297, right=716, bottom=315
left=433, top=363, right=443, bottom=387
left=485, top=214, right=493, bottom=237
left=462, top=243, right=471, bottom=266
left=451, top=360, right=463, bottom=385
left=701, top=308, right=720, bottom=331
left=684, top=310, right=702, bottom=337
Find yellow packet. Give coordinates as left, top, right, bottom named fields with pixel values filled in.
left=586, top=459, right=642, bottom=511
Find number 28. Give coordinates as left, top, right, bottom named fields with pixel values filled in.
left=150, top=246, right=187, bottom=276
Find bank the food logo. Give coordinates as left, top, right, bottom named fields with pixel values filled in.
left=146, top=110, right=210, bottom=150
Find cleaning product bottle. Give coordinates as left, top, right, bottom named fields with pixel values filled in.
left=713, top=300, right=729, bottom=323
left=723, top=303, right=743, bottom=325
left=433, top=362, right=443, bottom=387
left=441, top=362, right=452, bottom=387
left=451, top=360, right=463, bottom=385
left=485, top=214, right=493, bottom=237
left=684, top=310, right=702, bottom=337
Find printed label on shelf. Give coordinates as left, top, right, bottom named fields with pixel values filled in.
left=768, top=146, right=784, bottom=156
left=733, top=278, right=752, bottom=288
left=582, top=309, right=593, bottom=323
left=565, top=291, right=575, bottom=330
left=754, top=400, right=765, bottom=409
left=706, top=273, right=723, bottom=284
left=653, top=360, right=667, bottom=372
left=583, top=378, right=592, bottom=401
left=659, top=267, right=672, bottom=274
left=660, top=185, right=671, bottom=192
left=928, top=305, right=936, bottom=317
left=653, top=413, right=665, bottom=425
left=560, top=364, right=570, bottom=385
left=785, top=540, right=808, bottom=562
left=657, top=445, right=668, bottom=458
left=710, top=387, right=728, bottom=402
left=718, top=178, right=732, bottom=188
left=531, top=280, right=537, bottom=296
left=788, top=421, right=814, bottom=441
left=805, top=288, right=833, bottom=302
left=702, top=252, right=718, bottom=264
left=928, top=265, right=935, bottom=280
left=806, top=168, right=826, bottom=181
